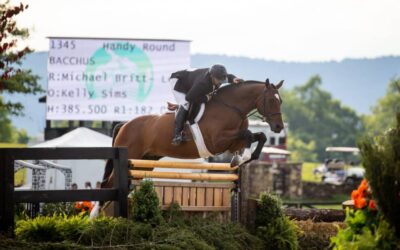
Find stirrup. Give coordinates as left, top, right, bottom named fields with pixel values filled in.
left=171, top=134, right=183, bottom=146
left=181, top=132, right=191, bottom=142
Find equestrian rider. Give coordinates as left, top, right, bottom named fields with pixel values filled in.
left=169, top=64, right=243, bottom=146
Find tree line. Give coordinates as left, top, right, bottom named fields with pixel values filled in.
left=281, top=75, right=400, bottom=162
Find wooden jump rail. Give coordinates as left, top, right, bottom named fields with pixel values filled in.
left=129, top=159, right=238, bottom=171
left=130, top=170, right=238, bottom=181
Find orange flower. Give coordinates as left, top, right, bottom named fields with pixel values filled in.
left=351, top=179, right=377, bottom=210
left=74, top=201, right=93, bottom=212
left=354, top=197, right=367, bottom=209
left=369, top=199, right=376, bottom=211
left=358, top=179, right=368, bottom=195
left=352, top=190, right=360, bottom=200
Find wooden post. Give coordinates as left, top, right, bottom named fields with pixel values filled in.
left=0, top=149, right=15, bottom=236
left=113, top=147, right=128, bottom=218
left=239, top=162, right=251, bottom=227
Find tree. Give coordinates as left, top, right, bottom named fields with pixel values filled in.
left=363, top=78, right=400, bottom=135
left=282, top=75, right=364, bottom=161
left=286, top=134, right=317, bottom=162
left=0, top=1, right=43, bottom=116
left=358, top=113, right=400, bottom=237
left=0, top=96, right=14, bottom=142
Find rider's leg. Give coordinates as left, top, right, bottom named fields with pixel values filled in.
left=169, top=78, right=190, bottom=145
left=172, top=105, right=189, bottom=145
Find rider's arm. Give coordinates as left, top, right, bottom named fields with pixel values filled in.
left=227, top=74, right=237, bottom=83
left=228, top=74, right=244, bottom=84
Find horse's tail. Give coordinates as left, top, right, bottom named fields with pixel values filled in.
left=112, top=122, right=125, bottom=146
left=101, top=122, right=126, bottom=189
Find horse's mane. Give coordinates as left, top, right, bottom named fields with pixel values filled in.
left=215, top=80, right=265, bottom=96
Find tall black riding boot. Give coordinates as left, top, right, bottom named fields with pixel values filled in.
left=171, top=106, right=188, bottom=146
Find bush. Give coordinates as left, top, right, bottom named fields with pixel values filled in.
left=255, top=192, right=283, bottom=227
left=16, top=215, right=62, bottom=242
left=77, top=216, right=153, bottom=247
left=14, top=212, right=263, bottom=249
left=255, top=192, right=299, bottom=250
left=358, top=113, right=400, bottom=237
left=131, top=179, right=163, bottom=225
left=185, top=216, right=262, bottom=250
left=331, top=209, right=399, bottom=250
left=56, top=215, right=90, bottom=242
left=15, top=214, right=89, bottom=243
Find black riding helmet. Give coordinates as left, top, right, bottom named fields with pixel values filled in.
left=209, top=64, right=228, bottom=83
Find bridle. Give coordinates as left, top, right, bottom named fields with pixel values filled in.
left=253, top=86, right=282, bottom=122
left=214, top=85, right=281, bottom=122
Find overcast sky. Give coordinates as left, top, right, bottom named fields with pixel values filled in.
left=10, top=0, right=400, bottom=62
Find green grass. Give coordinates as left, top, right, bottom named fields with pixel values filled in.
left=0, top=142, right=26, bottom=148
left=15, top=168, right=27, bottom=186
left=302, top=162, right=322, bottom=182
left=284, top=194, right=350, bottom=209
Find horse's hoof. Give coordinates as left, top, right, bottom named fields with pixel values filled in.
left=171, top=139, right=182, bottom=146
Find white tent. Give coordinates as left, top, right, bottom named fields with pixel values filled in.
left=30, top=127, right=112, bottom=190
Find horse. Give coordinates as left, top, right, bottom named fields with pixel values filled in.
left=101, top=79, right=284, bottom=187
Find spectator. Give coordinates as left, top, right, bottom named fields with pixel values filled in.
left=71, top=183, right=78, bottom=190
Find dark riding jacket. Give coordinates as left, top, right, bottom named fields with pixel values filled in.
left=170, top=68, right=236, bottom=104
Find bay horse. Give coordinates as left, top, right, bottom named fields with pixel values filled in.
left=102, top=79, right=284, bottom=187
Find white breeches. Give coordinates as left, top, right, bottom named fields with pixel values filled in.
left=170, top=78, right=190, bottom=110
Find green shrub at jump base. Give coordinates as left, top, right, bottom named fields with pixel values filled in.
left=255, top=192, right=299, bottom=250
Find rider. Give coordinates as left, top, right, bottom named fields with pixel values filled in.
left=169, top=64, right=243, bottom=146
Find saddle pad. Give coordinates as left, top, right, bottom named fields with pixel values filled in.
left=189, top=122, right=214, bottom=158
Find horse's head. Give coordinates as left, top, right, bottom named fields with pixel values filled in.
left=255, top=79, right=284, bottom=133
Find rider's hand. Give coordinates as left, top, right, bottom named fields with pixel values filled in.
left=206, top=93, right=213, bottom=102
left=233, top=78, right=244, bottom=84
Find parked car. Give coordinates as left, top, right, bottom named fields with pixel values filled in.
left=314, top=147, right=365, bottom=185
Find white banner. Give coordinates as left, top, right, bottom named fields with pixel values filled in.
left=46, top=38, right=190, bottom=121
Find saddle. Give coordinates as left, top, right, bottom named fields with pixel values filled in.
left=167, top=102, right=203, bottom=124
left=167, top=102, right=211, bottom=158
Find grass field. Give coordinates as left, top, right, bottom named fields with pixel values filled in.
left=15, top=169, right=27, bottom=186
left=302, top=162, right=322, bottom=182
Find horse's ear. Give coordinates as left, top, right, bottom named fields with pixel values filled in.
left=276, top=80, right=284, bottom=89
left=265, top=78, right=270, bottom=87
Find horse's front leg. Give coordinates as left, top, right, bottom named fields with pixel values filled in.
left=233, top=130, right=266, bottom=166
left=250, top=132, right=267, bottom=160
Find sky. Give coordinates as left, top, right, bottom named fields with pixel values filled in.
left=10, top=0, right=400, bottom=62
